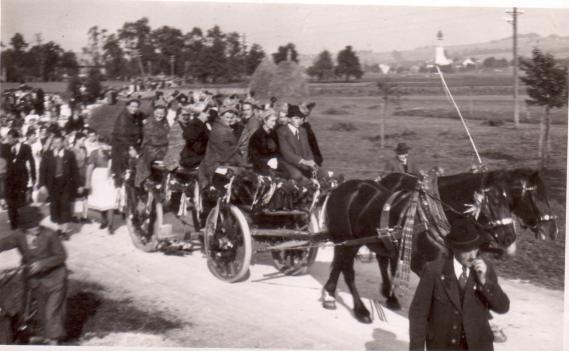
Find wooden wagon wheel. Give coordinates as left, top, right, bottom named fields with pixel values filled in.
left=126, top=186, right=162, bottom=252
left=204, top=204, right=252, bottom=283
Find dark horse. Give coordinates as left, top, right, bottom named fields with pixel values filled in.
left=321, top=171, right=517, bottom=324
left=382, top=168, right=558, bottom=241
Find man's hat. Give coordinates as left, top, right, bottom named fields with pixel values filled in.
left=446, top=220, right=482, bottom=251
left=395, top=142, right=411, bottom=155
left=18, top=206, right=44, bottom=230
left=287, top=104, right=306, bottom=118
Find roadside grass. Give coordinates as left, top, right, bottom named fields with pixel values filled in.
left=64, top=279, right=186, bottom=345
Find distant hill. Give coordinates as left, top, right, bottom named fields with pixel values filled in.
left=299, top=33, right=569, bottom=67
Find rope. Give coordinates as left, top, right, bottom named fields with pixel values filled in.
left=435, top=65, right=483, bottom=165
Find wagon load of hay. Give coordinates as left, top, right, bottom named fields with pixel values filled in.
left=249, top=53, right=308, bottom=105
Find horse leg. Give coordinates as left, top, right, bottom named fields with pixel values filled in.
left=377, top=255, right=392, bottom=299
left=385, top=254, right=402, bottom=311
left=342, top=247, right=372, bottom=324
left=322, top=246, right=344, bottom=310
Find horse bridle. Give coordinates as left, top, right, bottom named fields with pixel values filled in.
left=516, top=181, right=557, bottom=230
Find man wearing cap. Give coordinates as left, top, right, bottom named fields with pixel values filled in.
left=0, top=206, right=68, bottom=345
left=179, top=104, right=210, bottom=169
left=277, top=104, right=322, bottom=181
left=409, top=220, right=510, bottom=351
left=384, top=142, right=418, bottom=175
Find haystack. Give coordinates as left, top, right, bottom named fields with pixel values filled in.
left=249, top=55, right=308, bottom=105
left=248, top=56, right=277, bottom=101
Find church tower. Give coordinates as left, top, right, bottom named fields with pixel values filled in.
left=435, top=30, right=453, bottom=66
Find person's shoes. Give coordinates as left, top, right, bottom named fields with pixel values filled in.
left=80, top=217, right=92, bottom=224
left=492, top=326, right=508, bottom=343
left=100, top=221, right=108, bottom=230
left=71, top=217, right=81, bottom=223
left=108, top=226, right=115, bottom=235
left=57, top=230, right=70, bottom=241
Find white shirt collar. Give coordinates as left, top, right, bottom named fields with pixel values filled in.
left=288, top=124, right=299, bottom=135
left=453, top=256, right=469, bottom=279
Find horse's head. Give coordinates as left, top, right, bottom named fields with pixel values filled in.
left=507, top=170, right=558, bottom=240
left=475, top=175, right=518, bottom=256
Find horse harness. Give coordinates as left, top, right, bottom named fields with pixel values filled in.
left=517, top=180, right=557, bottom=230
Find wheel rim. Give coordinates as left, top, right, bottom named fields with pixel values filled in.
left=206, top=205, right=251, bottom=282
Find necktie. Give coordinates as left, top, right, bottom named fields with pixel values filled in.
left=458, top=266, right=468, bottom=291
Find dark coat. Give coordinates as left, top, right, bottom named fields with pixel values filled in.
left=249, top=127, right=279, bottom=173
left=302, top=122, right=323, bottom=166
left=180, top=118, right=209, bottom=169
left=237, top=116, right=262, bottom=161
left=111, top=108, right=143, bottom=177
left=135, top=117, right=170, bottom=186
left=39, top=149, right=79, bottom=194
left=409, top=256, right=510, bottom=351
left=0, top=228, right=67, bottom=340
left=64, top=116, right=85, bottom=134
left=198, top=120, right=244, bottom=186
left=384, top=156, right=419, bottom=175
left=6, top=143, right=36, bottom=186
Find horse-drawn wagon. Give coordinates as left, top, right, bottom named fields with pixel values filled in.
left=124, top=163, right=337, bottom=282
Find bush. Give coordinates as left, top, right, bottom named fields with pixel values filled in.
left=323, top=107, right=350, bottom=115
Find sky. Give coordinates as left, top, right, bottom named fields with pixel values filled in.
left=1, top=0, right=569, bottom=55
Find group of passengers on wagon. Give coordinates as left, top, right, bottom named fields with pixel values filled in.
left=111, top=91, right=332, bottom=199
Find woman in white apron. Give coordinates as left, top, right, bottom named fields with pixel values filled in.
left=85, top=136, right=116, bottom=233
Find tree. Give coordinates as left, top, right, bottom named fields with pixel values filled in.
left=103, top=34, right=128, bottom=79
left=118, top=17, right=152, bottom=76
left=335, top=46, right=363, bottom=81
left=272, top=43, right=298, bottom=64
left=376, top=78, right=404, bottom=149
left=519, top=48, right=568, bottom=166
left=245, top=43, right=265, bottom=75
left=307, top=50, right=335, bottom=80
left=9, top=33, right=28, bottom=53
left=150, top=25, right=184, bottom=76
left=202, top=25, right=228, bottom=83
left=82, top=26, right=107, bottom=66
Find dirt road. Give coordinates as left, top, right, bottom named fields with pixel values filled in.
left=1, top=216, right=563, bottom=350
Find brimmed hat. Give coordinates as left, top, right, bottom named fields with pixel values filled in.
left=18, top=206, right=44, bottom=230
left=287, top=104, right=305, bottom=118
left=219, top=104, right=239, bottom=116
left=447, top=220, right=482, bottom=251
left=395, top=142, right=411, bottom=155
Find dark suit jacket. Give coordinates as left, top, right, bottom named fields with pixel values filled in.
left=5, top=143, right=36, bottom=187
left=276, top=125, right=314, bottom=167
left=249, top=127, right=280, bottom=173
left=180, top=119, right=209, bottom=169
left=39, top=149, right=79, bottom=194
left=409, top=256, right=509, bottom=351
left=384, top=156, right=418, bottom=175
left=302, top=122, right=323, bottom=166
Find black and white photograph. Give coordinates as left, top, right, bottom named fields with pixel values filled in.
left=0, top=0, right=567, bottom=350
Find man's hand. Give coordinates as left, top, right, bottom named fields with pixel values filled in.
left=28, top=262, right=42, bottom=275
left=267, top=158, right=278, bottom=170
left=472, top=259, right=488, bottom=285
left=300, top=159, right=317, bottom=169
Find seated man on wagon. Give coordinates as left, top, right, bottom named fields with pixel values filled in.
left=276, top=104, right=327, bottom=182
left=198, top=104, right=246, bottom=189
left=179, top=104, right=210, bottom=170
left=383, top=142, right=419, bottom=175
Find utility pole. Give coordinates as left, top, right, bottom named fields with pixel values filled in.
left=35, top=33, right=44, bottom=80
left=242, top=33, right=248, bottom=77
left=506, top=7, right=523, bottom=127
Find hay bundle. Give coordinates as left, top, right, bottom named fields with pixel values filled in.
left=249, top=57, right=308, bottom=105
left=248, top=57, right=277, bottom=102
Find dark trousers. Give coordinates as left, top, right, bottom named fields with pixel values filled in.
left=6, top=179, right=27, bottom=229
left=33, top=270, right=67, bottom=340
left=49, top=178, right=73, bottom=225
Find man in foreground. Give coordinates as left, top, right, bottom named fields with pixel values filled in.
left=409, top=220, right=510, bottom=351
left=0, top=206, right=68, bottom=345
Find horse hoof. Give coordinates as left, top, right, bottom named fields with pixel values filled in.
left=356, top=314, right=373, bottom=324
left=322, top=300, right=337, bottom=310
left=386, top=297, right=401, bottom=311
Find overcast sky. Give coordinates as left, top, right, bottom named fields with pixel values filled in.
left=2, top=0, right=569, bottom=55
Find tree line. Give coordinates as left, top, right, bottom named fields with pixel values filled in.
left=306, top=46, right=364, bottom=81
left=84, top=18, right=265, bottom=83
left=1, top=33, right=79, bottom=82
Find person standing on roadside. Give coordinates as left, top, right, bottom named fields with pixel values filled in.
left=409, top=220, right=510, bottom=351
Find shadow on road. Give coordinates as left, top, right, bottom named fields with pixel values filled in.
left=365, top=328, right=408, bottom=351
left=64, top=279, right=187, bottom=345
